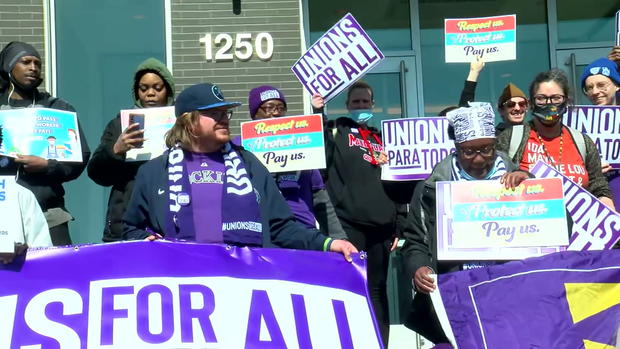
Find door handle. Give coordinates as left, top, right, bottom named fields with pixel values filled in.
left=567, top=53, right=577, bottom=103
left=399, top=60, right=408, bottom=117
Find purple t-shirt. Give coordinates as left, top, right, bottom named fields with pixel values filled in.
left=185, top=151, right=226, bottom=243
left=275, top=170, right=324, bottom=229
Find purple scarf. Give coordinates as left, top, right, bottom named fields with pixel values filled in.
left=166, top=143, right=263, bottom=245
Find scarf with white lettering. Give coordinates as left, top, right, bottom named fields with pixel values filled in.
left=166, top=142, right=263, bottom=245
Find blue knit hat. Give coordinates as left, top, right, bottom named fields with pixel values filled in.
left=580, top=58, right=620, bottom=90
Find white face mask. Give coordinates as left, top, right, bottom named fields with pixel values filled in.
left=348, top=109, right=374, bottom=124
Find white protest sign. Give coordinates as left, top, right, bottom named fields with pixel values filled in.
left=292, top=13, right=384, bottom=102
left=444, top=14, right=516, bottom=63
left=0, top=176, right=23, bottom=253
left=119, top=106, right=176, bottom=161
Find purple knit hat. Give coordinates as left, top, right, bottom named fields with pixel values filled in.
left=248, top=85, right=286, bottom=119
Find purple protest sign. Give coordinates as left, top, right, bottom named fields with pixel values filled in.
left=531, top=161, right=620, bottom=250
left=292, top=13, right=384, bottom=103
left=381, top=117, right=455, bottom=181
left=431, top=250, right=620, bottom=348
left=564, top=106, right=620, bottom=169
left=0, top=241, right=381, bottom=348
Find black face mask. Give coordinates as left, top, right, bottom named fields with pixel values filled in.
left=532, top=102, right=567, bottom=124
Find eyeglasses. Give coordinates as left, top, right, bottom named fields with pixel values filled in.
left=260, top=105, right=287, bottom=114
left=200, top=109, right=233, bottom=122
left=583, top=81, right=615, bottom=94
left=502, top=100, right=528, bottom=109
left=533, top=94, right=565, bottom=105
left=458, top=145, right=495, bottom=159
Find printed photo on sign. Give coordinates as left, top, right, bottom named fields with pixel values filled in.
left=436, top=178, right=569, bottom=260
left=119, top=106, right=175, bottom=161
left=381, top=117, right=455, bottom=181
left=0, top=108, right=83, bottom=162
left=444, top=14, right=517, bottom=63
left=241, top=114, right=325, bottom=173
left=564, top=105, right=620, bottom=169
left=530, top=160, right=620, bottom=251
left=0, top=242, right=381, bottom=348
left=291, top=13, right=384, bottom=103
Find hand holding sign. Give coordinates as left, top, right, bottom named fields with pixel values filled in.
left=445, top=14, right=516, bottom=63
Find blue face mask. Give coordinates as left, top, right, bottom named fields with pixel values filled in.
left=348, top=109, right=374, bottom=124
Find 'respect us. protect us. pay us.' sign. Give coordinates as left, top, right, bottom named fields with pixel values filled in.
left=291, top=13, right=384, bottom=103
left=0, top=242, right=380, bottom=348
left=444, top=14, right=516, bottom=63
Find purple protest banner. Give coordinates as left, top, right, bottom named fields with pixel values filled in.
left=531, top=161, right=620, bottom=250
left=564, top=105, right=620, bottom=169
left=0, top=241, right=382, bottom=349
left=381, top=117, right=455, bottom=181
left=291, top=13, right=384, bottom=103
left=431, top=250, right=620, bottom=348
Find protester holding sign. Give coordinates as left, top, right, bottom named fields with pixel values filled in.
left=401, top=102, right=529, bottom=344
left=496, top=69, right=613, bottom=208
left=579, top=56, right=620, bottom=214
left=495, top=82, right=528, bottom=131
left=0, top=41, right=90, bottom=245
left=0, top=126, right=51, bottom=264
left=452, top=56, right=527, bottom=133
left=312, top=81, right=402, bottom=346
left=238, top=85, right=346, bottom=241
left=580, top=57, right=620, bottom=106
left=123, top=83, right=357, bottom=261
left=88, top=58, right=175, bottom=242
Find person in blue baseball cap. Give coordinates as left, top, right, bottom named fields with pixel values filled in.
left=580, top=57, right=620, bottom=106
left=123, top=83, right=357, bottom=261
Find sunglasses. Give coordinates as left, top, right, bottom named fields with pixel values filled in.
left=502, top=100, right=528, bottom=109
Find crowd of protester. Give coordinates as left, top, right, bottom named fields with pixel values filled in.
left=0, top=39, right=618, bottom=346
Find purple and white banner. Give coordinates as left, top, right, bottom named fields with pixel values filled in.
left=564, top=105, right=620, bottom=169
left=531, top=161, right=620, bottom=250
left=431, top=250, right=620, bottom=348
left=292, top=13, right=384, bottom=103
left=381, top=117, right=455, bottom=181
left=0, top=241, right=381, bottom=349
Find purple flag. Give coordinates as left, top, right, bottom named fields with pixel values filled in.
left=434, top=250, right=620, bottom=348
left=0, top=241, right=382, bottom=348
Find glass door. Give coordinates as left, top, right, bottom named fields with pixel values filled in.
left=323, top=56, right=420, bottom=129
left=555, top=48, right=613, bottom=105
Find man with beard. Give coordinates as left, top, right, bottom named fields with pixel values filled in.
left=0, top=41, right=90, bottom=245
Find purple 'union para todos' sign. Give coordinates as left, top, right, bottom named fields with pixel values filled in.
left=531, top=161, right=620, bottom=250
left=291, top=13, right=384, bottom=102
left=381, top=117, right=455, bottom=181
left=0, top=241, right=381, bottom=349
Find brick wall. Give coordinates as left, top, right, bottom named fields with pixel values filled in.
left=171, top=0, right=305, bottom=135
left=0, top=0, right=45, bottom=78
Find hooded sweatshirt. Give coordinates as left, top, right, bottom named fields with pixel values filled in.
left=87, top=57, right=175, bottom=242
